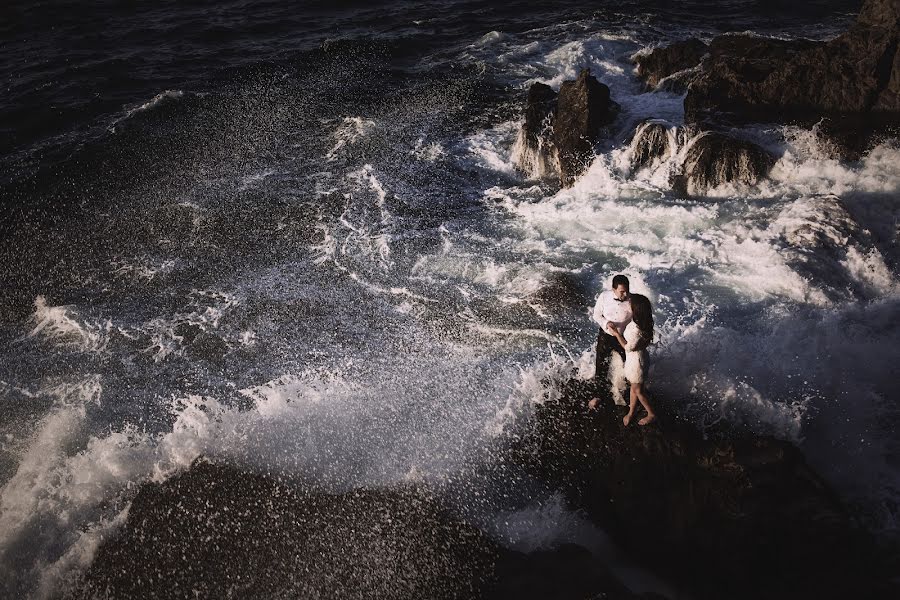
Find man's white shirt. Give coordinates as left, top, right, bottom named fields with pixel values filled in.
left=592, top=290, right=632, bottom=334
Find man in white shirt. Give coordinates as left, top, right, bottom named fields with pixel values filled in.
left=589, top=274, right=632, bottom=407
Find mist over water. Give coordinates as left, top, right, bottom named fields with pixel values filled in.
left=1, top=1, right=897, bottom=597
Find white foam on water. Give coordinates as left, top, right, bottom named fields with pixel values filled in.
left=138, top=289, right=240, bottom=362
left=463, top=121, right=521, bottom=175
left=24, top=297, right=111, bottom=353
left=760, top=138, right=900, bottom=198
left=108, top=89, right=185, bottom=132
left=110, top=257, right=177, bottom=282
left=326, top=116, right=377, bottom=160
left=410, top=136, right=446, bottom=161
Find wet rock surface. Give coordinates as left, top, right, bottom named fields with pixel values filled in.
left=672, top=131, right=776, bottom=196
left=510, top=378, right=897, bottom=600
left=514, top=69, right=618, bottom=187
left=664, top=0, right=900, bottom=152
left=68, top=459, right=646, bottom=600
left=629, top=121, right=672, bottom=172
left=514, top=82, right=558, bottom=179
left=634, top=38, right=708, bottom=90
left=553, top=69, right=619, bottom=187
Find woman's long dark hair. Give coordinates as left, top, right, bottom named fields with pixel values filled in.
left=629, top=293, right=654, bottom=342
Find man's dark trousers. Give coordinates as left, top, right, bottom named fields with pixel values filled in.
left=595, top=332, right=625, bottom=385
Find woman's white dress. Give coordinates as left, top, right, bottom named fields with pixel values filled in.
left=622, top=321, right=649, bottom=384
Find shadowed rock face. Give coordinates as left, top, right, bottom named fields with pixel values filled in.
left=680, top=0, right=900, bottom=137
left=633, top=1, right=900, bottom=157
left=522, top=82, right=557, bottom=150
left=634, top=38, right=708, bottom=90
left=67, top=460, right=643, bottom=600
left=673, top=131, right=776, bottom=196
left=509, top=379, right=895, bottom=600
left=859, top=0, right=900, bottom=29
left=514, top=82, right=558, bottom=179
left=553, top=69, right=617, bottom=187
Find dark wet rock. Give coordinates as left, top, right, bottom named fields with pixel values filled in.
left=513, top=82, right=558, bottom=178
left=859, top=0, right=900, bottom=29
left=680, top=0, right=900, bottom=144
left=672, top=131, right=776, bottom=196
left=514, top=70, right=618, bottom=187
left=553, top=69, right=618, bottom=187
left=630, top=121, right=672, bottom=172
left=531, top=271, right=594, bottom=311
left=634, top=38, right=708, bottom=89
left=707, top=33, right=821, bottom=63
left=522, top=83, right=557, bottom=152
left=496, top=544, right=640, bottom=600
left=68, top=459, right=643, bottom=600
left=510, top=379, right=895, bottom=600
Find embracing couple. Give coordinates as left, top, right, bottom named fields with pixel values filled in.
left=588, top=274, right=656, bottom=426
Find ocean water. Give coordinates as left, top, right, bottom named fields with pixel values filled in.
left=1, top=1, right=897, bottom=597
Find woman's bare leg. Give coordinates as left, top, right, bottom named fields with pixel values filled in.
left=633, top=383, right=656, bottom=425
left=623, top=385, right=638, bottom=426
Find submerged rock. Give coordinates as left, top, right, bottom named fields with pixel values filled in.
left=510, top=379, right=894, bottom=600
left=68, top=459, right=643, bottom=600
left=672, top=131, right=776, bottom=196
left=531, top=270, right=595, bottom=311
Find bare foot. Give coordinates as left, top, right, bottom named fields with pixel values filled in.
left=588, top=398, right=600, bottom=410
left=623, top=412, right=634, bottom=426
left=638, top=413, right=656, bottom=426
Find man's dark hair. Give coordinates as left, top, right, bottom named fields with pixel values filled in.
left=611, top=274, right=629, bottom=289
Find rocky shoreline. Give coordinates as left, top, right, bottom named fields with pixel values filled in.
left=68, top=377, right=899, bottom=599
left=516, top=0, right=900, bottom=191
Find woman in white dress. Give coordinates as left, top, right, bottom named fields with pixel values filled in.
left=606, top=293, right=656, bottom=426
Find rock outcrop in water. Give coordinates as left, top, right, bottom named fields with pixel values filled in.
left=635, top=0, right=900, bottom=157
left=513, top=69, right=618, bottom=187
left=634, top=38, right=708, bottom=90
left=514, top=82, right=558, bottom=179
left=68, top=459, right=645, bottom=600
left=627, top=122, right=775, bottom=196
left=554, top=69, right=619, bottom=186
left=672, top=131, right=777, bottom=196
left=629, top=121, right=673, bottom=172
left=510, top=379, right=895, bottom=600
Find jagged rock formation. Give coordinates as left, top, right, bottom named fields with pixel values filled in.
left=634, top=0, right=900, bottom=157
left=626, top=122, right=775, bottom=195
left=513, top=69, right=618, bottom=187
left=634, top=38, right=708, bottom=89
left=510, top=379, right=895, bottom=600
left=672, top=131, right=776, bottom=196
left=554, top=69, right=619, bottom=186
left=67, top=459, right=645, bottom=600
